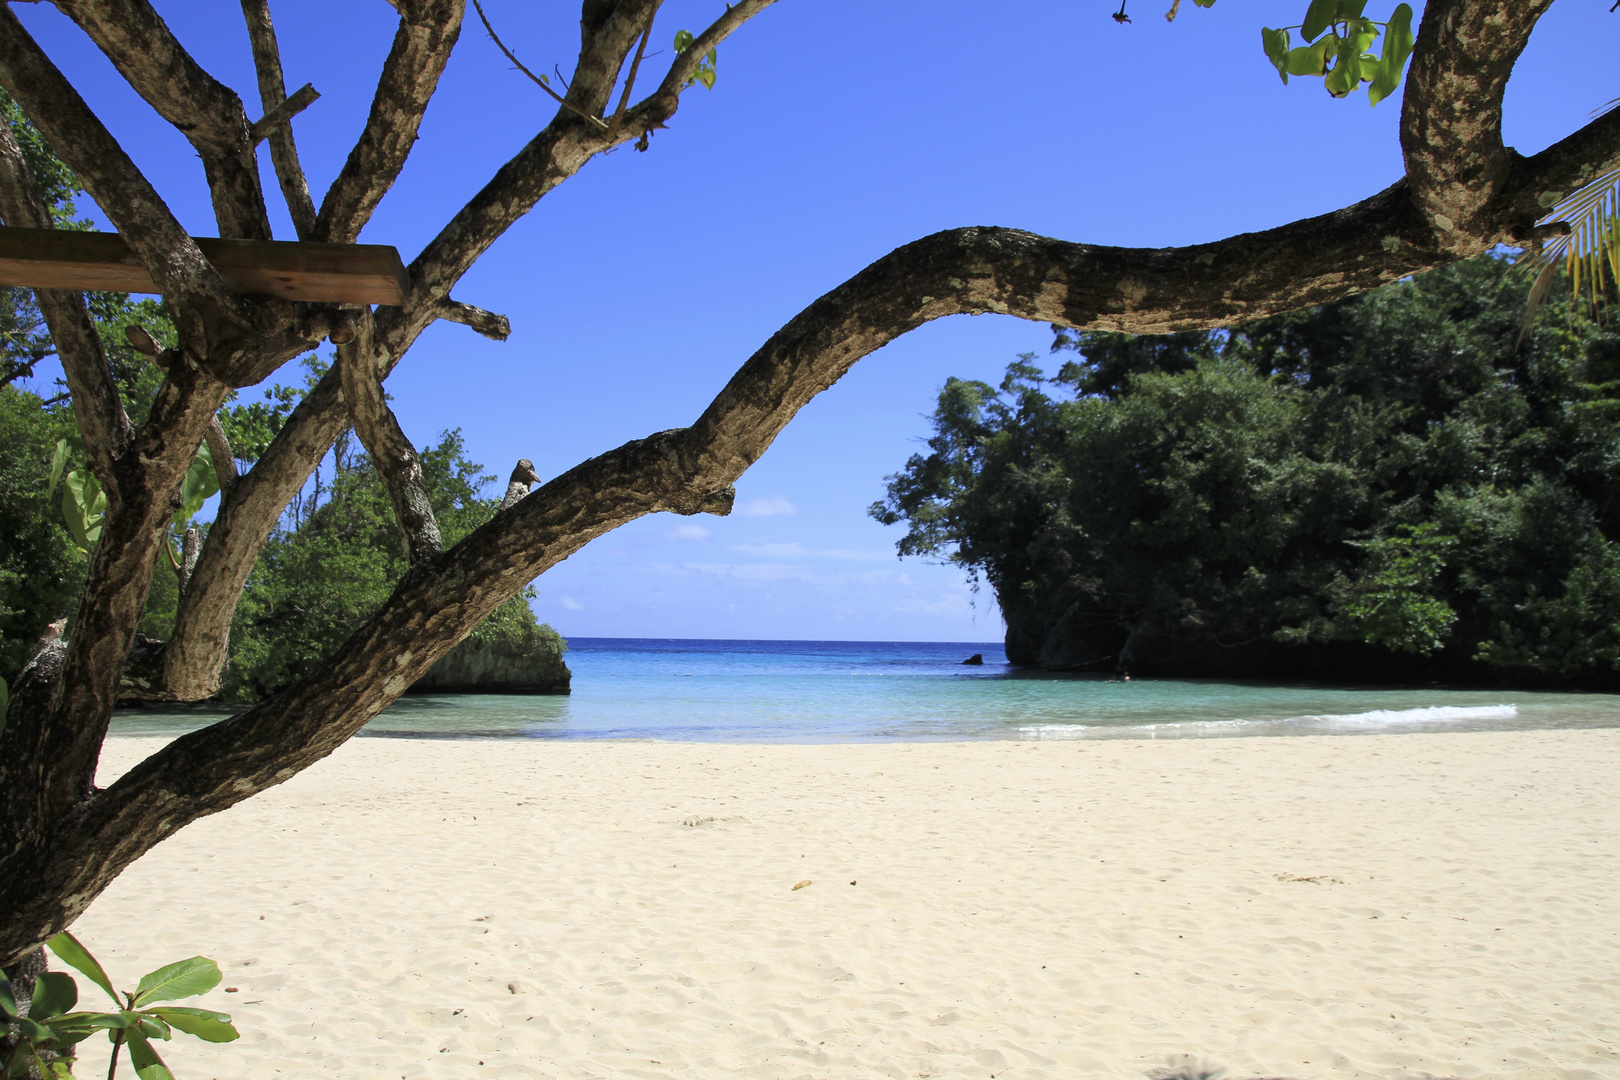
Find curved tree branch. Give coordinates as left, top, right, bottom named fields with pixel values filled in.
left=314, top=0, right=465, bottom=243
left=54, top=0, right=270, bottom=241
left=1400, top=0, right=1555, bottom=251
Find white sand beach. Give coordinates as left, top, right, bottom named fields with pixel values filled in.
left=67, top=729, right=1619, bottom=1080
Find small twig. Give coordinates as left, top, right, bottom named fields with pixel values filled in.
left=470, top=0, right=609, bottom=130
left=249, top=83, right=320, bottom=146
left=552, top=65, right=571, bottom=93
left=1164, top=0, right=1181, bottom=21
left=611, top=1, right=660, bottom=132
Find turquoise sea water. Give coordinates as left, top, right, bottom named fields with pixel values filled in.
left=108, top=637, right=1620, bottom=742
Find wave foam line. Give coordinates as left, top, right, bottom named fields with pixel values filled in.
left=1020, top=703, right=1518, bottom=740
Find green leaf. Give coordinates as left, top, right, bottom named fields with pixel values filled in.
left=1368, top=3, right=1415, bottom=107
left=61, top=469, right=106, bottom=551
left=147, top=1007, right=239, bottom=1044
left=45, top=933, right=117, bottom=1005
left=0, top=972, right=17, bottom=1022
left=1261, top=27, right=1291, bottom=82
left=672, top=28, right=694, bottom=53
left=1301, top=0, right=1338, bottom=40
left=48, top=437, right=76, bottom=496
left=1325, top=38, right=1360, bottom=96
left=1334, top=0, right=1369, bottom=19
left=47, top=1010, right=127, bottom=1035
left=132, top=957, right=220, bottom=1007
left=124, top=1032, right=170, bottom=1080
left=29, top=972, right=77, bottom=1021
left=17, top=1017, right=54, bottom=1046
left=173, top=442, right=220, bottom=529
left=1286, top=40, right=1329, bottom=78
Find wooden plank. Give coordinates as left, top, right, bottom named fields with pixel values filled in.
left=0, top=225, right=410, bottom=306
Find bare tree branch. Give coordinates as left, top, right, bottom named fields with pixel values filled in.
left=240, top=0, right=318, bottom=240
left=469, top=0, right=608, bottom=130
left=439, top=298, right=510, bottom=340
left=314, top=0, right=466, bottom=243
left=54, top=0, right=270, bottom=241
left=338, top=322, right=444, bottom=564
left=250, top=82, right=319, bottom=146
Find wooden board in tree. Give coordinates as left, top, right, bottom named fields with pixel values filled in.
left=0, top=225, right=409, bottom=305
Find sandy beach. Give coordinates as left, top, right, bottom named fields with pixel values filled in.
left=64, top=729, right=1619, bottom=1080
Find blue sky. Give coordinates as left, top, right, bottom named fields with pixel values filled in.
left=13, top=1, right=1616, bottom=641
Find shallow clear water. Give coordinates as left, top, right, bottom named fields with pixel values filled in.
left=107, top=637, right=1620, bottom=742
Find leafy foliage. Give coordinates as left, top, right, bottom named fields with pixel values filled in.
left=222, top=428, right=562, bottom=701
left=872, top=255, right=1620, bottom=681
left=0, top=932, right=237, bottom=1080
left=0, top=387, right=84, bottom=684
left=672, top=29, right=718, bottom=90
left=1260, top=1, right=1415, bottom=105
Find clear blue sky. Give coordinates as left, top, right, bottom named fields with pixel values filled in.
left=13, top=1, right=1616, bottom=641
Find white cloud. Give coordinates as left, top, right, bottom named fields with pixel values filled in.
left=668, top=523, right=711, bottom=542
left=732, top=542, right=808, bottom=557
left=735, top=495, right=798, bottom=517
left=558, top=595, right=585, bottom=611
left=732, top=542, right=890, bottom=562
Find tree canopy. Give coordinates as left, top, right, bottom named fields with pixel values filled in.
left=872, top=254, right=1620, bottom=684
left=0, top=0, right=1618, bottom=969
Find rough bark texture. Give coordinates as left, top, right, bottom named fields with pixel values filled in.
left=3, top=0, right=1618, bottom=968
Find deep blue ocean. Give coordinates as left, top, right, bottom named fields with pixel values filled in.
left=108, top=637, right=1620, bottom=742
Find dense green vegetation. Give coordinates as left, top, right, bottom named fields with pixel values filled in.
left=215, top=419, right=562, bottom=702
left=872, top=255, right=1620, bottom=684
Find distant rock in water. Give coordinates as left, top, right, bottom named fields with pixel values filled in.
left=961, top=653, right=984, bottom=666
left=411, top=628, right=571, bottom=695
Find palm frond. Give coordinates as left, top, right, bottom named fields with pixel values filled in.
left=1518, top=97, right=1620, bottom=345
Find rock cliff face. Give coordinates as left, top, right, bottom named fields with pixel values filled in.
left=409, top=634, right=571, bottom=695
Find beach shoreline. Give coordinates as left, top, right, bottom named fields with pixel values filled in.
left=66, top=729, right=1620, bottom=1079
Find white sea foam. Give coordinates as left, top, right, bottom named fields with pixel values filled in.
left=1019, top=703, right=1519, bottom=740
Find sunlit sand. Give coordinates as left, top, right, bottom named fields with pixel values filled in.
left=73, top=730, right=1620, bottom=1080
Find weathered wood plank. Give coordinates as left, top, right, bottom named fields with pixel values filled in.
left=0, top=225, right=409, bottom=305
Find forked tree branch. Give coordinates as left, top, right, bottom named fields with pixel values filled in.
left=241, top=0, right=319, bottom=240
left=54, top=0, right=271, bottom=240
left=315, top=0, right=466, bottom=243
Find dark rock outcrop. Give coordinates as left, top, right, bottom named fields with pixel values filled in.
left=410, top=632, right=571, bottom=694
